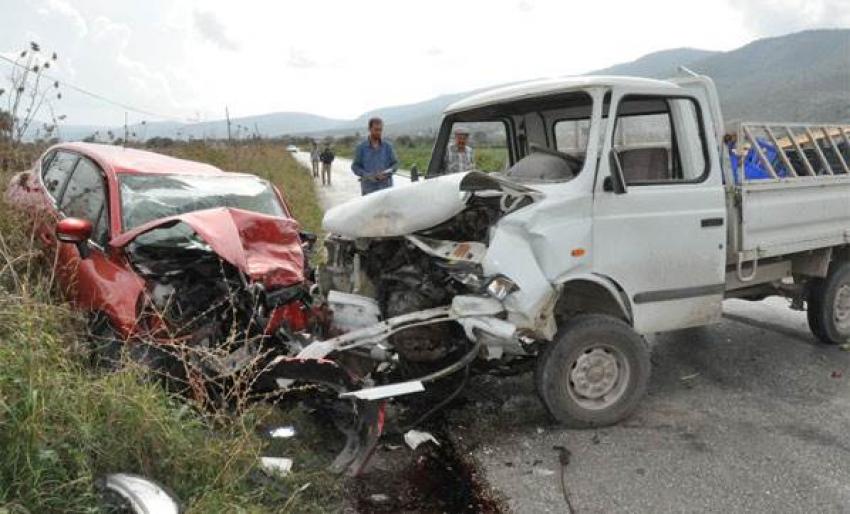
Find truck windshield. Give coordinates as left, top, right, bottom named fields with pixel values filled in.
left=119, top=173, right=286, bottom=230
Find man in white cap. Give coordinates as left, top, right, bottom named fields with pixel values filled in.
left=443, top=127, right=475, bottom=174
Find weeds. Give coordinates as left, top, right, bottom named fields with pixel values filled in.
left=0, top=142, right=340, bottom=513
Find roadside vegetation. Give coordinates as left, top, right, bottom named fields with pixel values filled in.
left=0, top=141, right=339, bottom=513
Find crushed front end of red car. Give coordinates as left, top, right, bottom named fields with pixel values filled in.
left=111, top=207, right=383, bottom=475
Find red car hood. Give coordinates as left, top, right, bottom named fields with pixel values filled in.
left=111, top=207, right=305, bottom=287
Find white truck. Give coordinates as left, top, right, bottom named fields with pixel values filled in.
left=309, top=71, right=850, bottom=430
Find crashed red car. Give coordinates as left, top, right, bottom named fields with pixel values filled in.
left=6, top=142, right=313, bottom=345
left=7, top=143, right=383, bottom=474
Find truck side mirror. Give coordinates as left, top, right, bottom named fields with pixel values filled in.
left=605, top=150, right=627, bottom=194
left=56, top=217, right=92, bottom=259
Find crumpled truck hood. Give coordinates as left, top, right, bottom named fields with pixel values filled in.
left=111, top=207, right=304, bottom=287
left=322, top=171, right=542, bottom=239
left=323, top=173, right=469, bottom=238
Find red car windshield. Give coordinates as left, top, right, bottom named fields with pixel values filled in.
left=119, top=173, right=286, bottom=230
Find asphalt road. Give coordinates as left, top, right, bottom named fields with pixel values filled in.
left=292, top=152, right=850, bottom=512
left=291, top=150, right=408, bottom=209
left=450, top=297, right=850, bottom=513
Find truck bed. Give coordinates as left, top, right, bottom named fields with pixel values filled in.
left=731, top=122, right=850, bottom=261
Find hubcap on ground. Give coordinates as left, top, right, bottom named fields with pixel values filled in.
left=567, top=346, right=630, bottom=410
left=833, top=284, right=850, bottom=333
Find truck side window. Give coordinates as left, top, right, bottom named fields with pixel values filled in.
left=613, top=96, right=707, bottom=185
left=60, top=157, right=109, bottom=246
left=42, top=150, right=79, bottom=200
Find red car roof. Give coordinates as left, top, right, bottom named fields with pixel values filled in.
left=55, top=142, right=237, bottom=177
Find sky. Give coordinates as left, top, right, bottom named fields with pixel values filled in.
left=1, top=0, right=848, bottom=127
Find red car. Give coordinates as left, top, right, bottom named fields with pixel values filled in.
left=7, top=142, right=383, bottom=474
left=7, top=143, right=317, bottom=366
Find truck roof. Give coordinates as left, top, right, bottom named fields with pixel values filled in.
left=444, top=75, right=680, bottom=114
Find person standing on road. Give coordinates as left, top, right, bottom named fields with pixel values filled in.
left=352, top=117, right=398, bottom=195
left=309, top=140, right=320, bottom=179
left=443, top=127, right=475, bottom=174
left=319, top=142, right=335, bottom=186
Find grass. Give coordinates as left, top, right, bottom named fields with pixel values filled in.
left=0, top=141, right=340, bottom=513
left=335, top=141, right=508, bottom=174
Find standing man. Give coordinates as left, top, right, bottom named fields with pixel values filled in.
left=319, top=141, right=335, bottom=186
left=309, top=140, right=320, bottom=179
left=352, top=117, right=398, bottom=195
left=443, top=127, right=475, bottom=174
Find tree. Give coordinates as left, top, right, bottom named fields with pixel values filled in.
left=1, top=42, right=64, bottom=147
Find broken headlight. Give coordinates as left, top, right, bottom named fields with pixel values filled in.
left=485, top=275, right=518, bottom=301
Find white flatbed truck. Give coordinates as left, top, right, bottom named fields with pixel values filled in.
left=312, top=71, right=850, bottom=428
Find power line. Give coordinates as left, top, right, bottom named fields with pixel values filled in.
left=0, top=53, right=189, bottom=123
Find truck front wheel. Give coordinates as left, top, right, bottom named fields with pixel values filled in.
left=807, top=261, right=850, bottom=345
left=535, top=314, right=650, bottom=428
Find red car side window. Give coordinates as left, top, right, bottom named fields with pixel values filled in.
left=42, top=151, right=79, bottom=201
left=60, top=157, right=108, bottom=245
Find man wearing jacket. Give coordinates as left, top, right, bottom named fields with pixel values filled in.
left=351, top=117, right=398, bottom=195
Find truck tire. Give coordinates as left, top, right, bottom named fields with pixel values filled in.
left=535, top=314, right=650, bottom=428
left=807, top=261, right=850, bottom=345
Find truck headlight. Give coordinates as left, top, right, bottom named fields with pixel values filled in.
left=486, top=275, right=518, bottom=301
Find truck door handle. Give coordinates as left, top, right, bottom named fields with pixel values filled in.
left=701, top=217, right=724, bottom=228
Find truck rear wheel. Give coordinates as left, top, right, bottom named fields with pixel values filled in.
left=535, top=314, right=650, bottom=428
left=807, top=261, right=850, bottom=345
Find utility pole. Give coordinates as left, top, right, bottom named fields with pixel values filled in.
left=226, top=106, right=232, bottom=143
left=123, top=111, right=128, bottom=148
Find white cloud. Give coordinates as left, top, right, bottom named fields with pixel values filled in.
left=40, top=0, right=88, bottom=37
left=728, top=0, right=850, bottom=36
left=287, top=48, right=317, bottom=69
left=193, top=10, right=239, bottom=51
left=3, top=0, right=845, bottom=127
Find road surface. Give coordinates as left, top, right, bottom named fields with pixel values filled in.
left=450, top=298, right=850, bottom=513
left=294, top=150, right=850, bottom=512
left=291, top=150, right=408, bottom=209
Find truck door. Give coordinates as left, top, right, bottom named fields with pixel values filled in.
left=592, top=90, right=726, bottom=333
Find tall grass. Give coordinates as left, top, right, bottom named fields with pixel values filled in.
left=0, top=142, right=340, bottom=513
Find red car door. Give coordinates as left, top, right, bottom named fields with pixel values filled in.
left=55, top=156, right=143, bottom=330
left=35, top=150, right=78, bottom=248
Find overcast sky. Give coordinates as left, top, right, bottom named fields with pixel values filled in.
left=1, top=0, right=847, bottom=126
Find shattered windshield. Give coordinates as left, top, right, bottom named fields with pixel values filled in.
left=119, top=173, right=286, bottom=230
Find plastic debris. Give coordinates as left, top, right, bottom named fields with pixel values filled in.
left=260, top=457, right=293, bottom=477
left=269, top=426, right=296, bottom=438
left=532, top=467, right=555, bottom=476
left=404, top=429, right=440, bottom=450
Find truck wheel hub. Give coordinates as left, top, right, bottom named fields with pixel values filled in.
left=834, top=285, right=850, bottom=332
left=568, top=347, right=628, bottom=409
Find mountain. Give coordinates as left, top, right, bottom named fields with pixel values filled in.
left=686, top=29, right=850, bottom=122
left=589, top=47, right=720, bottom=76
left=58, top=29, right=850, bottom=141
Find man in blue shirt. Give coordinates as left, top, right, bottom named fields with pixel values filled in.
left=352, top=117, right=398, bottom=195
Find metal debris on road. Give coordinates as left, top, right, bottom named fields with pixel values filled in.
left=554, top=445, right=575, bottom=514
